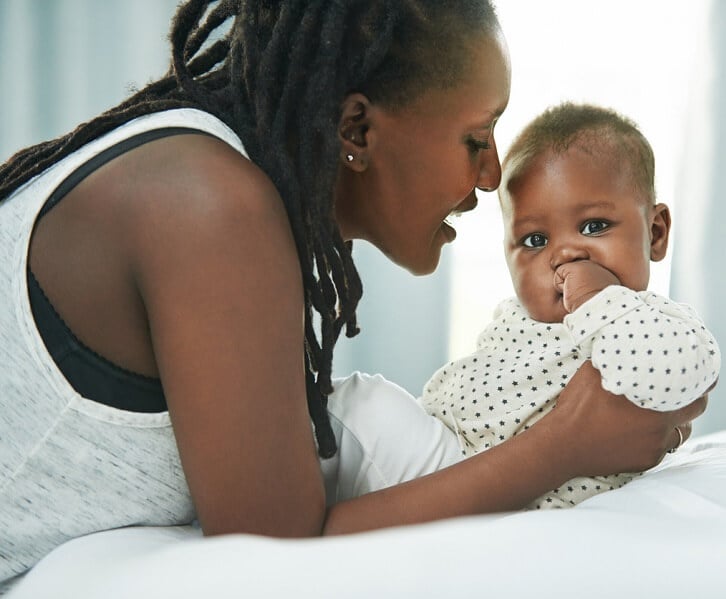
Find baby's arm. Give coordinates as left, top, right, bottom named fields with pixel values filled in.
left=564, top=285, right=720, bottom=410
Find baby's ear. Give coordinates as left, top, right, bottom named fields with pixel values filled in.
left=650, top=203, right=671, bottom=262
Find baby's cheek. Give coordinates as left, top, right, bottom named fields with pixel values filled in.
left=518, top=281, right=549, bottom=317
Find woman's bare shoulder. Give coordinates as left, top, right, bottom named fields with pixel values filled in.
left=119, top=133, right=286, bottom=232
left=104, top=132, right=299, bottom=287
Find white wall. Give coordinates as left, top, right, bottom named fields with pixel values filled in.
left=0, top=0, right=179, bottom=159
left=670, top=1, right=726, bottom=434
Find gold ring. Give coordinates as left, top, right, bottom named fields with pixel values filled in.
left=667, top=426, right=684, bottom=454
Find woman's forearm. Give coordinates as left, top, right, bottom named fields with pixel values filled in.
left=322, top=417, right=568, bottom=535
left=322, top=361, right=709, bottom=535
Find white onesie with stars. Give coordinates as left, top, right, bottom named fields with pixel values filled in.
left=420, top=285, right=720, bottom=509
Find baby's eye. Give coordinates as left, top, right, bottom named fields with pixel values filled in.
left=581, top=220, right=610, bottom=235
left=522, top=233, right=548, bottom=248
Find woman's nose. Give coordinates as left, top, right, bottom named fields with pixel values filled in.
left=476, top=141, right=502, bottom=193
left=549, top=241, right=589, bottom=270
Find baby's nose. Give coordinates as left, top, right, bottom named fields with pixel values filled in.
left=550, top=242, right=589, bottom=270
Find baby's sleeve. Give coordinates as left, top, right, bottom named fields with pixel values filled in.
left=563, top=286, right=720, bottom=410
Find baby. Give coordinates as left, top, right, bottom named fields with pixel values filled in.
left=421, top=102, right=721, bottom=509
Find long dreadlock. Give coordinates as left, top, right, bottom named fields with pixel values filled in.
left=0, top=0, right=498, bottom=458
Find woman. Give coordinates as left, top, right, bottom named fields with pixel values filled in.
left=0, top=0, right=705, bottom=590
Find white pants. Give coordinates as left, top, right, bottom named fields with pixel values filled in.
left=321, top=372, right=463, bottom=504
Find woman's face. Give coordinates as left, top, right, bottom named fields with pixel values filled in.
left=335, top=30, right=511, bottom=275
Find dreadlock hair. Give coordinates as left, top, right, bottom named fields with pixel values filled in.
left=500, top=102, right=657, bottom=208
left=0, top=0, right=499, bottom=458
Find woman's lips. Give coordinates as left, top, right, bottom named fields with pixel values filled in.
left=441, top=218, right=457, bottom=242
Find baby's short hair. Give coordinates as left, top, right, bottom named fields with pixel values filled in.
left=501, top=102, right=656, bottom=204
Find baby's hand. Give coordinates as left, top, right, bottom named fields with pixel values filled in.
left=554, top=261, right=621, bottom=313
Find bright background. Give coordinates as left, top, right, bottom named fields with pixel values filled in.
left=449, top=1, right=709, bottom=357
left=1, top=1, right=723, bottom=434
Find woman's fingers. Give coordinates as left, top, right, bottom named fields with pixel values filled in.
left=666, top=392, right=709, bottom=451
left=672, top=394, right=708, bottom=427
left=555, top=363, right=712, bottom=473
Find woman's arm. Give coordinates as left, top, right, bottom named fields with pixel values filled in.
left=129, top=135, right=326, bottom=537
left=322, top=362, right=707, bottom=534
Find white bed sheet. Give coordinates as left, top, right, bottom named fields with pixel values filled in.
left=9, top=431, right=726, bottom=599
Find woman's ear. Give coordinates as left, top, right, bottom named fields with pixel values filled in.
left=338, top=93, right=372, bottom=172
left=650, top=202, right=671, bottom=262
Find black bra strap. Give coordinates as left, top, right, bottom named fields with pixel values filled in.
left=39, top=126, right=215, bottom=219
left=31, top=125, right=216, bottom=413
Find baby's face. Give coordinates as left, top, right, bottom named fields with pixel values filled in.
left=500, top=147, right=661, bottom=323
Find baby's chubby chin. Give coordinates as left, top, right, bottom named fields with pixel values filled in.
left=523, top=294, right=569, bottom=324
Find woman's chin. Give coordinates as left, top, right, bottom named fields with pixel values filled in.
left=378, top=230, right=449, bottom=276
left=397, top=246, right=444, bottom=277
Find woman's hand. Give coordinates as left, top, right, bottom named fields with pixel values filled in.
left=548, top=361, right=709, bottom=478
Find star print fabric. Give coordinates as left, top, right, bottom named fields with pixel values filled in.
left=420, top=285, right=720, bottom=509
